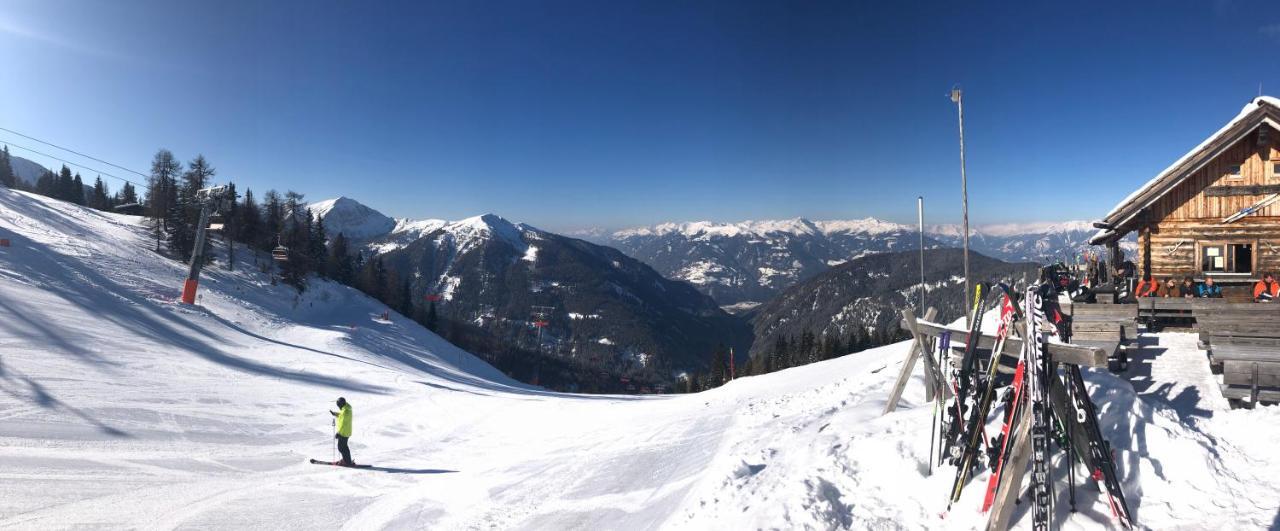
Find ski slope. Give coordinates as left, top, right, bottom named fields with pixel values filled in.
left=1, top=187, right=1279, bottom=529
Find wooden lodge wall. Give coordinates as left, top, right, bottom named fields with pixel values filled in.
left=1141, top=127, right=1280, bottom=280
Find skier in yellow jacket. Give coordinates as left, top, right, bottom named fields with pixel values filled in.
left=330, top=397, right=354, bottom=466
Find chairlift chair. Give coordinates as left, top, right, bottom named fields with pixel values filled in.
left=271, top=235, right=289, bottom=262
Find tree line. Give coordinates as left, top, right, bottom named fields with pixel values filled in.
left=681, top=323, right=907, bottom=393
left=0, top=146, right=139, bottom=210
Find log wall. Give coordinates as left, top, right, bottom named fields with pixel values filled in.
left=1140, top=127, right=1280, bottom=280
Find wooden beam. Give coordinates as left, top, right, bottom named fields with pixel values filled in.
left=883, top=308, right=939, bottom=415
left=985, top=399, right=1032, bottom=531
left=900, top=318, right=1109, bottom=368
left=1204, top=184, right=1280, bottom=196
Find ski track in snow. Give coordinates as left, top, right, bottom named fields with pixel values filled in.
left=1, top=188, right=1279, bottom=529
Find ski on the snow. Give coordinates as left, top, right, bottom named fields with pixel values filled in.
left=309, top=459, right=373, bottom=468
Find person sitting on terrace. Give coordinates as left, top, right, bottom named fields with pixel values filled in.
left=1254, top=272, right=1279, bottom=302
left=1181, top=277, right=1197, bottom=298
left=1197, top=276, right=1222, bottom=298
left=1161, top=277, right=1180, bottom=298
left=1136, top=275, right=1159, bottom=297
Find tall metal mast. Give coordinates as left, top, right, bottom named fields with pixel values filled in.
left=918, top=196, right=926, bottom=317
left=950, top=86, right=972, bottom=326
left=181, top=185, right=229, bottom=305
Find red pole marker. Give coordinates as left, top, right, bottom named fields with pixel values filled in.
left=181, top=279, right=199, bottom=304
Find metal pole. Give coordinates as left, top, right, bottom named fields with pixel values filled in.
left=951, top=86, right=972, bottom=327
left=181, top=202, right=213, bottom=304
left=918, top=196, right=926, bottom=317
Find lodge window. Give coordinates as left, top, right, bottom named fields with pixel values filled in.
left=1227, top=164, right=1243, bottom=179
left=1200, top=242, right=1254, bottom=274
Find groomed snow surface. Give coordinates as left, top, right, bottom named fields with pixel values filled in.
left=2, top=188, right=1279, bottom=529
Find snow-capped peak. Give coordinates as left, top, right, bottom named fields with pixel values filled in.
left=309, top=196, right=396, bottom=241
left=442, top=213, right=529, bottom=250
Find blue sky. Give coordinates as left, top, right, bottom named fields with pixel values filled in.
left=2, top=1, right=1279, bottom=232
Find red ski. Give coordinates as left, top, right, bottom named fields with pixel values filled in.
left=981, top=359, right=1026, bottom=512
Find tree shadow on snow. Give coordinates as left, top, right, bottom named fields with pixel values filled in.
left=0, top=367, right=131, bottom=438
left=0, top=226, right=389, bottom=396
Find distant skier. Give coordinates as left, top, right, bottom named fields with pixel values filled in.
left=330, top=397, right=355, bottom=466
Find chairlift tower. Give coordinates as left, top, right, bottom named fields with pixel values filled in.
left=180, top=185, right=230, bottom=304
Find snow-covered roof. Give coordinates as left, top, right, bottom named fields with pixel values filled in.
left=1091, top=96, right=1280, bottom=244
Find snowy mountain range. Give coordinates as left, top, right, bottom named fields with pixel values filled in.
left=748, top=248, right=1037, bottom=359
left=309, top=197, right=750, bottom=377
left=591, top=218, right=1130, bottom=306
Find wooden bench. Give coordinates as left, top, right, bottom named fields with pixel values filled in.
left=1061, top=301, right=1135, bottom=371
left=1212, top=344, right=1280, bottom=406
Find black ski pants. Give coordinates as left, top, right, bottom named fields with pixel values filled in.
left=336, top=435, right=353, bottom=464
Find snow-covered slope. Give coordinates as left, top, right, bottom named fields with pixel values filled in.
left=2, top=187, right=1277, bottom=529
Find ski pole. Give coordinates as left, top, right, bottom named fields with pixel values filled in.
left=332, top=417, right=337, bottom=463
left=1066, top=376, right=1077, bottom=512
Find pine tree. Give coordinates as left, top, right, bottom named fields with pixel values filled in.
left=308, top=210, right=327, bottom=274
left=90, top=176, right=110, bottom=210
left=182, top=155, right=216, bottom=263
left=327, top=232, right=354, bottom=284
left=35, top=170, right=56, bottom=196
left=119, top=182, right=138, bottom=205
left=145, top=149, right=182, bottom=251
left=425, top=300, right=439, bottom=332
left=70, top=173, right=85, bottom=205
left=708, top=343, right=728, bottom=387
left=237, top=189, right=262, bottom=254
left=279, top=215, right=309, bottom=291
left=799, top=330, right=816, bottom=366
left=771, top=335, right=788, bottom=373
left=263, top=190, right=283, bottom=250
left=284, top=190, right=305, bottom=224
left=56, top=166, right=74, bottom=202
left=0, top=146, right=14, bottom=188
left=166, top=194, right=194, bottom=259
left=360, top=257, right=388, bottom=301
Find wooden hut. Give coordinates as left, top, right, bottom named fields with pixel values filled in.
left=1091, top=97, right=1280, bottom=294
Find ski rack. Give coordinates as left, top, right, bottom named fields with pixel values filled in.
left=885, top=305, right=1130, bottom=530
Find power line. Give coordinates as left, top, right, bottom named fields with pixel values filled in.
left=0, top=126, right=148, bottom=178
left=3, top=140, right=150, bottom=191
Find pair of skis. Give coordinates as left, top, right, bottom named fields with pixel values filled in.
left=947, top=291, right=1016, bottom=507
left=309, top=458, right=372, bottom=468
left=943, top=283, right=992, bottom=465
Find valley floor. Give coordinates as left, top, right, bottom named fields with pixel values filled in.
left=2, top=188, right=1279, bottom=530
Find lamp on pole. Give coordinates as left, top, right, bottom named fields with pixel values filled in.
left=950, top=85, right=972, bottom=326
